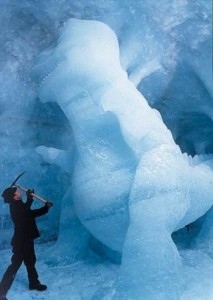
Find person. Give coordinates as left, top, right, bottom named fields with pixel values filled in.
left=0, top=186, right=52, bottom=300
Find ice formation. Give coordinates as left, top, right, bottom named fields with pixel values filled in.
left=31, top=19, right=213, bottom=300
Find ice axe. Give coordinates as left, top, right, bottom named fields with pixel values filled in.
left=11, top=172, right=53, bottom=207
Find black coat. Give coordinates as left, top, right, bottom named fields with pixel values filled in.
left=9, top=198, right=49, bottom=246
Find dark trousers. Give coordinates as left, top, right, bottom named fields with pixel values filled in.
left=0, top=239, right=39, bottom=296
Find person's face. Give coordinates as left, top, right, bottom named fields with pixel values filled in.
left=13, top=189, right=22, bottom=201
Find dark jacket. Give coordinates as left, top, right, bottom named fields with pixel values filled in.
left=9, top=197, right=49, bottom=246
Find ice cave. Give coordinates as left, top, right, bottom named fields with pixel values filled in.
left=0, top=1, right=212, bottom=300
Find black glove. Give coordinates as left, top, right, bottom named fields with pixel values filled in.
left=45, top=201, right=53, bottom=208
left=26, top=189, right=34, bottom=200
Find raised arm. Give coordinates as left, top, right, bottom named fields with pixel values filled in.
left=24, top=189, right=34, bottom=209
left=31, top=204, right=49, bottom=218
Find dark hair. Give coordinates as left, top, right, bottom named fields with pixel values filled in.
left=2, top=187, right=17, bottom=204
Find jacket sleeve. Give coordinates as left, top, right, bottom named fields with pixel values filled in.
left=24, top=197, right=34, bottom=209
left=31, top=205, right=49, bottom=218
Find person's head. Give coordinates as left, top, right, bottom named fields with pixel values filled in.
left=2, top=187, right=21, bottom=204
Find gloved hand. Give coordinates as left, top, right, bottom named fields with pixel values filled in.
left=26, top=189, right=34, bottom=200
left=45, top=201, right=53, bottom=208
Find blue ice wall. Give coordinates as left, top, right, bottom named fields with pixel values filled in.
left=0, top=0, right=212, bottom=256
left=31, top=17, right=213, bottom=300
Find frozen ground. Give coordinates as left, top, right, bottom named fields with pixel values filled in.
left=1, top=242, right=213, bottom=300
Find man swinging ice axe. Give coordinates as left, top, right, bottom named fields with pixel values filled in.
left=0, top=172, right=53, bottom=300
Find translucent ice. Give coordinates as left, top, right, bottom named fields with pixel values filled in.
left=32, top=19, right=213, bottom=300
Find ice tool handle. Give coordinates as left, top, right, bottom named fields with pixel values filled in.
left=11, top=172, right=53, bottom=206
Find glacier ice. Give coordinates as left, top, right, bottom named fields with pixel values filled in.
left=0, top=1, right=212, bottom=299
left=31, top=18, right=213, bottom=300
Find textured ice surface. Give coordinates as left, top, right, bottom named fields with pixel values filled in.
left=1, top=243, right=213, bottom=300
left=31, top=19, right=213, bottom=299
left=0, top=1, right=212, bottom=299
